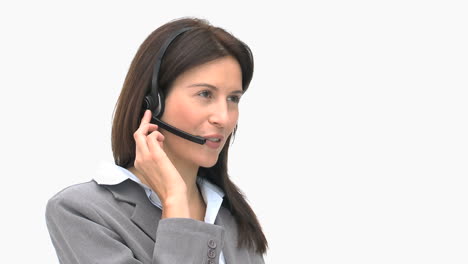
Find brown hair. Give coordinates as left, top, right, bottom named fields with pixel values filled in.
left=111, top=17, right=267, bottom=254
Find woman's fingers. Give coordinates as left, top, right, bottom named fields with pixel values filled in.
left=139, top=110, right=159, bottom=135
left=140, top=109, right=152, bottom=125
left=134, top=109, right=166, bottom=162
left=147, top=130, right=165, bottom=156
left=134, top=110, right=159, bottom=156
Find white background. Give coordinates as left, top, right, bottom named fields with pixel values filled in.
left=1, top=0, right=467, bottom=263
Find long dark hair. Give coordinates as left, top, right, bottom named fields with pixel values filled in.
left=111, top=17, right=267, bottom=254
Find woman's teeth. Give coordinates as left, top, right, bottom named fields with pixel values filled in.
left=207, top=138, right=221, bottom=142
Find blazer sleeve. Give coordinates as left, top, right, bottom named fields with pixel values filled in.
left=154, top=218, right=225, bottom=263
left=45, top=184, right=226, bottom=264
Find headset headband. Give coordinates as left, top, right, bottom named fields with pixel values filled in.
left=146, top=27, right=193, bottom=117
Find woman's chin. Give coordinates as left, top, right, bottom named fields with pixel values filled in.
left=197, top=157, right=219, bottom=168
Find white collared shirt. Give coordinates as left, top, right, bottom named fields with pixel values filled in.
left=94, top=161, right=227, bottom=264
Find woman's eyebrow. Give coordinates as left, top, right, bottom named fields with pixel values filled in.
left=188, top=83, right=218, bottom=90
left=188, top=83, right=244, bottom=94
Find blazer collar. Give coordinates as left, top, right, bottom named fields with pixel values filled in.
left=102, top=179, right=161, bottom=241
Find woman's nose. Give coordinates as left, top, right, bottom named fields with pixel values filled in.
left=208, top=101, right=230, bottom=127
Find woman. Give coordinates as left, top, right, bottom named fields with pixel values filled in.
left=46, top=17, right=268, bottom=263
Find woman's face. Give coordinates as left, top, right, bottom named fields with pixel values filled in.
left=160, top=56, right=243, bottom=168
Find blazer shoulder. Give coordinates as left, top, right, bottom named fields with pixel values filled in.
left=47, top=180, right=106, bottom=203
left=45, top=180, right=115, bottom=219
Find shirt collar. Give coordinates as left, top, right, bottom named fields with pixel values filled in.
left=94, top=161, right=225, bottom=224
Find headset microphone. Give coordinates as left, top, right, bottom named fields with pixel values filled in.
left=150, top=118, right=206, bottom=145
left=143, top=27, right=207, bottom=145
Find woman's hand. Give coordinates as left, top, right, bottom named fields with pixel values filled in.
left=132, top=110, right=190, bottom=218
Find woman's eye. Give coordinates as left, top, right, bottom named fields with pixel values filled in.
left=198, top=90, right=212, bottom=98
left=228, top=95, right=241, bottom=103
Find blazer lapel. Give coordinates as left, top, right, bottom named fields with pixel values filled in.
left=102, top=179, right=162, bottom=242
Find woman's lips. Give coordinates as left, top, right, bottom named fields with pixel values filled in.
left=205, top=139, right=222, bottom=149
left=203, top=134, right=224, bottom=149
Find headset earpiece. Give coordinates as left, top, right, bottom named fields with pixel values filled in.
left=154, top=92, right=164, bottom=118
left=144, top=92, right=164, bottom=118
left=143, top=95, right=154, bottom=110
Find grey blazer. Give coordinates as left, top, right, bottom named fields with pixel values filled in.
left=46, top=179, right=265, bottom=264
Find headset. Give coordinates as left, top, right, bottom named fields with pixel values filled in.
left=142, top=27, right=207, bottom=145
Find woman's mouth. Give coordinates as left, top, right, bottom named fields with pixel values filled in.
left=203, top=135, right=224, bottom=149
